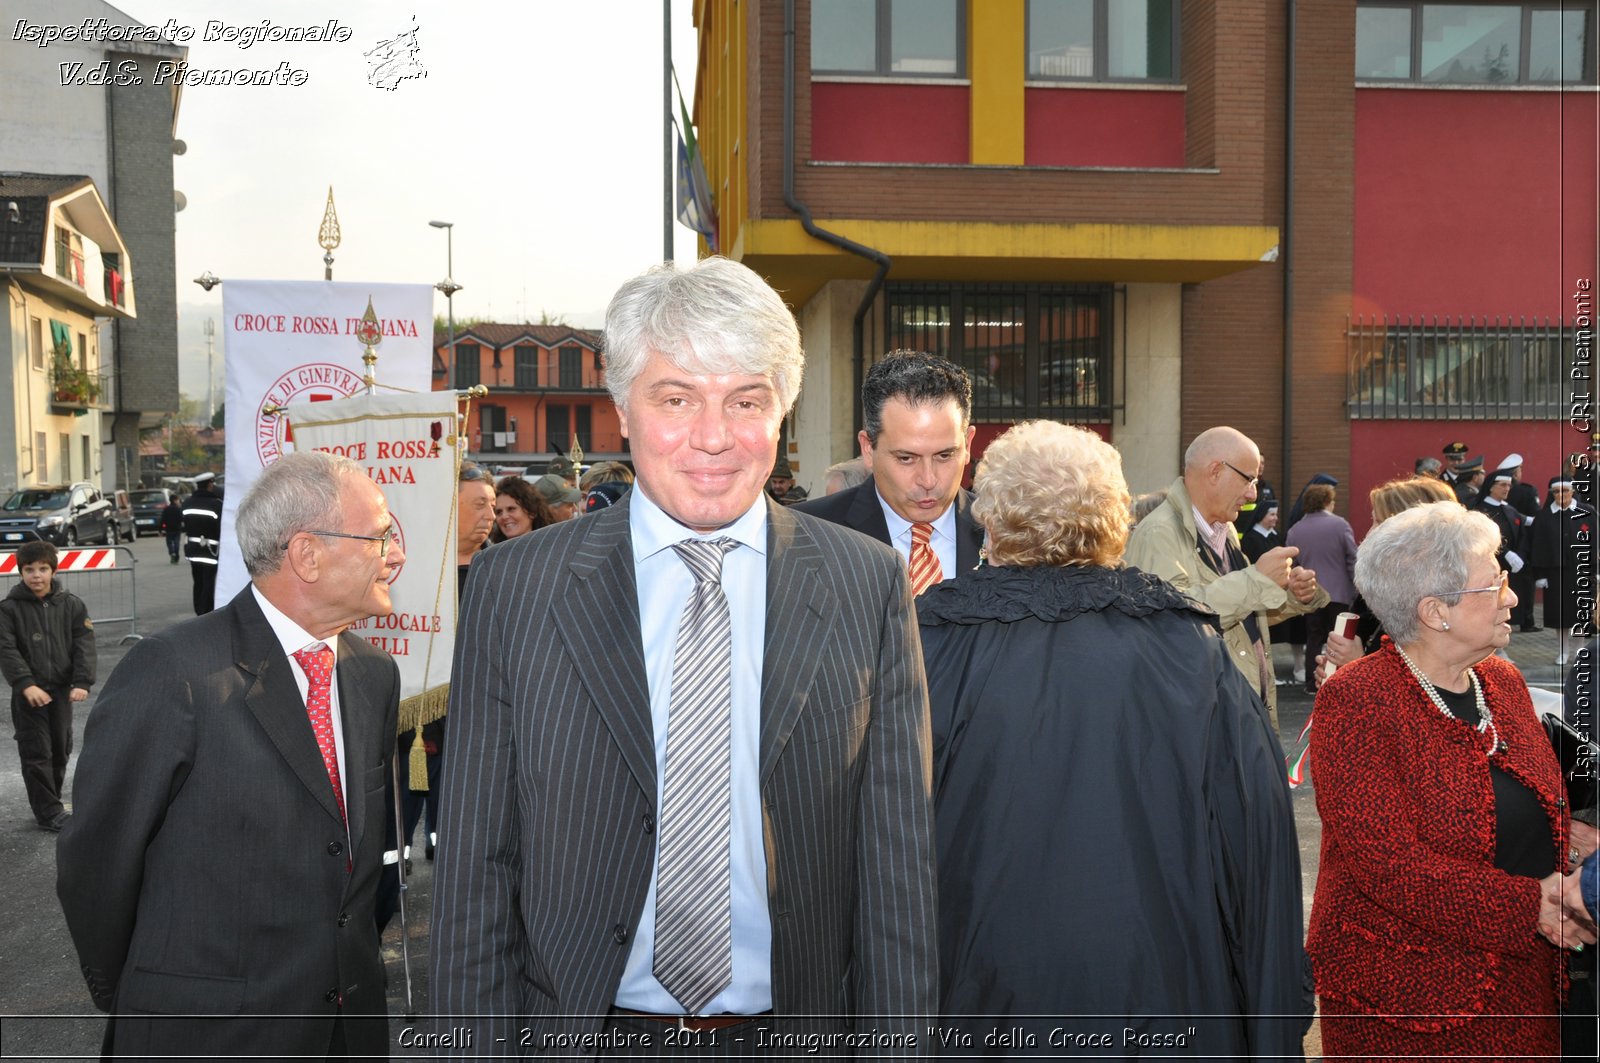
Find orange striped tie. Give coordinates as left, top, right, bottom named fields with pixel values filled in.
left=909, top=521, right=943, bottom=596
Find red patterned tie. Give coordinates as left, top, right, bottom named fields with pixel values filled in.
left=909, top=521, right=944, bottom=596
left=292, top=643, right=345, bottom=823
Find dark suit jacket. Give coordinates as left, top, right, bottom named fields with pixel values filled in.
left=429, top=496, right=937, bottom=1052
left=57, top=587, right=399, bottom=1059
left=793, top=478, right=984, bottom=578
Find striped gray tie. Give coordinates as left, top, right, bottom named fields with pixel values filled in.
left=654, top=537, right=739, bottom=1014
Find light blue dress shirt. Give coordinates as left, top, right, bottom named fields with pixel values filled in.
left=614, top=485, right=773, bottom=1015
left=877, top=490, right=960, bottom=582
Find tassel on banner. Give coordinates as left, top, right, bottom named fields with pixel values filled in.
left=408, top=728, right=429, bottom=792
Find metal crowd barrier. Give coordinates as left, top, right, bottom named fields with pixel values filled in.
left=0, top=544, right=141, bottom=643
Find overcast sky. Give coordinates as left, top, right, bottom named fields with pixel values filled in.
left=117, top=0, right=703, bottom=330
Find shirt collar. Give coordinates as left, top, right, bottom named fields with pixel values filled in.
left=1191, top=505, right=1231, bottom=549
left=878, top=490, right=958, bottom=546
left=1482, top=496, right=1505, bottom=507
left=251, top=583, right=337, bottom=661
left=629, top=482, right=769, bottom=563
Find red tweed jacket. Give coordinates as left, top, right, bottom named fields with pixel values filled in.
left=1306, top=640, right=1569, bottom=1030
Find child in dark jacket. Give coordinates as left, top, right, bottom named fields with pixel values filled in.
left=157, top=497, right=183, bottom=563
left=0, top=541, right=96, bottom=830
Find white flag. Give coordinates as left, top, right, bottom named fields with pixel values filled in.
left=217, top=280, right=433, bottom=605
left=286, top=390, right=460, bottom=730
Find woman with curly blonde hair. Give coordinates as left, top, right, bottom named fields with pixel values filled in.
left=918, top=420, right=1311, bottom=1054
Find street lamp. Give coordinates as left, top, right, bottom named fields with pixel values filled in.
left=429, top=220, right=462, bottom=388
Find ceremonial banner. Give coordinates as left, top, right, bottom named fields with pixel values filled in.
left=216, top=280, right=433, bottom=605
left=286, top=390, right=461, bottom=727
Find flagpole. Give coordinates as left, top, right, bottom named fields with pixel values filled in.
left=663, top=0, right=673, bottom=262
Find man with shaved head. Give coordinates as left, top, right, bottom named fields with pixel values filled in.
left=1125, top=426, right=1327, bottom=728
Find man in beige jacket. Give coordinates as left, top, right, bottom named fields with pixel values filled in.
left=1126, top=426, right=1327, bottom=728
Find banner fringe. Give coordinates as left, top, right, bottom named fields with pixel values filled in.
left=398, top=683, right=449, bottom=736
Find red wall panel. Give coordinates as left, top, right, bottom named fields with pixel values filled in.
left=1354, top=90, right=1598, bottom=322
left=810, top=83, right=969, bottom=164
left=1024, top=89, right=1187, bottom=168
left=1347, top=419, right=1587, bottom=540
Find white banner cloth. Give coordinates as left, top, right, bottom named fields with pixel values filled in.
left=215, top=280, right=432, bottom=605
left=286, top=390, right=461, bottom=719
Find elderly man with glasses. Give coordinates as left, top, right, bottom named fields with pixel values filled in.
left=1126, top=425, right=1328, bottom=729
left=58, top=451, right=405, bottom=1058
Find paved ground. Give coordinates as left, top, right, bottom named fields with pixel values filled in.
left=0, top=535, right=1576, bottom=1058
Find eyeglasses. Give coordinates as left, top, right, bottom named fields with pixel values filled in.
left=305, top=528, right=397, bottom=558
left=1221, top=460, right=1260, bottom=490
left=1436, top=571, right=1510, bottom=600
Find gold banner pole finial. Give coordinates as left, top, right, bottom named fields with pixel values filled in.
left=318, top=186, right=341, bottom=281
left=354, top=296, right=384, bottom=393
left=566, top=436, right=586, bottom=483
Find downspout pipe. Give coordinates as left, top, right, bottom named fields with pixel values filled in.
left=1281, top=0, right=1297, bottom=497
left=784, top=0, right=891, bottom=437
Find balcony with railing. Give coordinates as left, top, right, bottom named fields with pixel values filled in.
left=55, top=234, right=85, bottom=288
left=49, top=359, right=109, bottom=413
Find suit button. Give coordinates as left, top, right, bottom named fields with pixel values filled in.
left=327, top=841, right=344, bottom=857
left=1558, top=798, right=1569, bottom=810
left=642, top=812, right=654, bottom=834
left=325, top=988, right=338, bottom=1003
left=337, top=912, right=349, bottom=927
left=614, top=924, right=628, bottom=944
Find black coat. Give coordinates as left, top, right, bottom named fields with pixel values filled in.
left=916, top=564, right=1313, bottom=1055
left=180, top=489, right=223, bottom=562
left=1531, top=502, right=1595, bottom=630
left=0, top=582, right=95, bottom=693
left=1473, top=497, right=1528, bottom=571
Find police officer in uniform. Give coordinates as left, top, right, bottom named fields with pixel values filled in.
left=181, top=472, right=223, bottom=615
left=1441, top=440, right=1470, bottom=488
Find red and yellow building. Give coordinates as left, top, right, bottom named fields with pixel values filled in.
left=432, top=324, right=624, bottom=466
left=692, top=0, right=1598, bottom=531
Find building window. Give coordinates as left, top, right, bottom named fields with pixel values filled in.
left=1027, top=0, right=1179, bottom=81
left=547, top=404, right=570, bottom=453
left=61, top=434, right=72, bottom=480
left=1356, top=3, right=1597, bottom=84
left=1347, top=315, right=1571, bottom=418
left=812, top=0, right=965, bottom=78
left=575, top=405, right=592, bottom=451
left=29, top=317, right=44, bottom=371
left=480, top=404, right=507, bottom=453
left=885, top=282, right=1113, bottom=422
left=35, top=432, right=47, bottom=482
left=559, top=345, right=583, bottom=389
left=514, top=345, right=538, bottom=388
left=454, top=342, right=480, bottom=388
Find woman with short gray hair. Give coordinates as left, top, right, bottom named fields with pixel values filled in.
left=1308, top=503, right=1593, bottom=1059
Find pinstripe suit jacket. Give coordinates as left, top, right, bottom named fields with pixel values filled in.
left=430, top=495, right=937, bottom=1053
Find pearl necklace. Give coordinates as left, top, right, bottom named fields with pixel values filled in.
left=1394, top=644, right=1506, bottom=756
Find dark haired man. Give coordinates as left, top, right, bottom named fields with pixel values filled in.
left=795, top=349, right=982, bottom=592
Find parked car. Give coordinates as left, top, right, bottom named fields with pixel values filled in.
left=0, top=482, right=114, bottom=547
left=109, top=489, right=135, bottom=542
left=128, top=487, right=172, bottom=538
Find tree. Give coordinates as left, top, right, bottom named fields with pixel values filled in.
left=211, top=403, right=225, bottom=429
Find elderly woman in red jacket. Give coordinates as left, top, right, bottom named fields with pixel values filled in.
left=1309, top=502, right=1596, bottom=1057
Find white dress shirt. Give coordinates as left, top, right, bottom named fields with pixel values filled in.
left=250, top=584, right=349, bottom=840
left=615, top=486, right=773, bottom=1015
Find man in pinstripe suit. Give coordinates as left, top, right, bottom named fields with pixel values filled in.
left=431, top=257, right=937, bottom=1055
